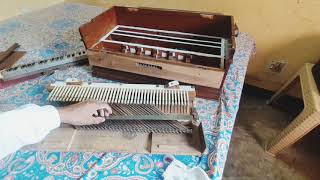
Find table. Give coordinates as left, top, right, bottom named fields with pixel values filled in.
left=0, top=3, right=255, bottom=179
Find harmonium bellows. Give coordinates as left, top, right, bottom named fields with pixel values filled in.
left=79, top=6, right=237, bottom=100
left=46, top=80, right=206, bottom=155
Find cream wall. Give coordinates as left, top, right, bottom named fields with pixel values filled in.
left=66, top=0, right=320, bottom=91
left=2, top=0, right=320, bottom=91
left=0, top=0, right=63, bottom=21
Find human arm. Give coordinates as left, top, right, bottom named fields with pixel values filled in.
left=0, top=101, right=112, bottom=159
left=58, top=101, right=112, bottom=125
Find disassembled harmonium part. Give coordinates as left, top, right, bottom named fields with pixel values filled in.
left=47, top=80, right=196, bottom=114
left=0, top=50, right=87, bottom=81
left=75, top=104, right=194, bottom=133
left=47, top=80, right=199, bottom=134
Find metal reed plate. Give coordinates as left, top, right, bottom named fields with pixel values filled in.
left=75, top=119, right=192, bottom=134
left=75, top=104, right=192, bottom=134
left=106, top=104, right=192, bottom=121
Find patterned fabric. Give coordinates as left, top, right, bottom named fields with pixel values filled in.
left=0, top=3, right=255, bottom=180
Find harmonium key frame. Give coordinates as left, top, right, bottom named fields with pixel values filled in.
left=47, top=80, right=196, bottom=115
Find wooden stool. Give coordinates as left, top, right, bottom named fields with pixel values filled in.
left=266, top=63, right=320, bottom=156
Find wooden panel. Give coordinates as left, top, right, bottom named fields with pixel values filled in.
left=0, top=43, right=19, bottom=63
left=24, top=126, right=206, bottom=155
left=0, top=51, right=26, bottom=70
left=79, top=7, right=118, bottom=49
left=114, top=6, right=233, bottom=38
left=151, top=133, right=201, bottom=155
left=79, top=6, right=236, bottom=51
left=151, top=123, right=206, bottom=155
left=0, top=43, right=25, bottom=71
left=89, top=52, right=224, bottom=89
left=70, top=130, right=150, bottom=153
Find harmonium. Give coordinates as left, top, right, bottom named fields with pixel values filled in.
left=25, top=80, right=207, bottom=155
left=79, top=6, right=237, bottom=99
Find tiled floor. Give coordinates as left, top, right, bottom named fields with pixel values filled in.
left=223, top=86, right=320, bottom=180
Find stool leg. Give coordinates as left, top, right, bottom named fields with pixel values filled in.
left=266, top=110, right=320, bottom=155
left=267, top=74, right=299, bottom=105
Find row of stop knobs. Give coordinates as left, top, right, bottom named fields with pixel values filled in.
left=123, top=45, right=192, bottom=63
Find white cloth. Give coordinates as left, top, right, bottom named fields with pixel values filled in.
left=163, top=159, right=210, bottom=180
left=0, top=104, right=60, bottom=159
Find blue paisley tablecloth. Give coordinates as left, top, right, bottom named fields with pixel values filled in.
left=0, top=3, right=255, bottom=180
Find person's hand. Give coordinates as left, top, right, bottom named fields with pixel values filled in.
left=58, top=101, right=112, bottom=125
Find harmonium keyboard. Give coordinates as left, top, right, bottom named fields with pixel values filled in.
left=0, top=50, right=88, bottom=88
left=79, top=6, right=237, bottom=100
left=29, top=80, right=206, bottom=155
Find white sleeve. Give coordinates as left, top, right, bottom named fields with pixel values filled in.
left=0, top=104, right=61, bottom=159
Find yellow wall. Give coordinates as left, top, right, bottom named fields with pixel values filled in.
left=0, top=0, right=63, bottom=21
left=66, top=0, right=320, bottom=91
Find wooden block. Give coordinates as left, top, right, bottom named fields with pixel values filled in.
left=0, top=51, right=26, bottom=70
left=0, top=43, right=19, bottom=63
left=151, top=133, right=202, bottom=155
left=151, top=123, right=206, bottom=155
left=23, top=124, right=206, bottom=155
left=69, top=130, right=150, bottom=153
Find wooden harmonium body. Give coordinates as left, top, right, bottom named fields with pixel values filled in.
left=79, top=6, right=237, bottom=100
left=26, top=80, right=206, bottom=155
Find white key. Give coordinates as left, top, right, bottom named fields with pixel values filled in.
left=111, top=88, right=118, bottom=103
left=156, top=89, right=160, bottom=106
left=116, top=88, right=121, bottom=103
left=117, top=88, right=123, bottom=104
left=72, top=86, right=81, bottom=101
left=81, top=87, right=90, bottom=101
left=57, top=87, right=68, bottom=101
left=146, top=89, right=150, bottom=105
left=136, top=89, right=141, bottom=104
left=153, top=89, right=156, bottom=104
left=48, top=86, right=60, bottom=101
left=95, top=87, right=103, bottom=101
left=143, top=89, right=147, bottom=104
left=87, top=87, right=95, bottom=100
left=150, top=90, right=154, bottom=105
left=127, top=89, right=133, bottom=104
left=133, top=88, right=138, bottom=104
left=103, top=88, right=110, bottom=102
left=63, top=86, right=74, bottom=101
left=92, top=87, right=100, bottom=100
left=177, top=90, right=181, bottom=106
left=67, top=86, right=77, bottom=101
left=122, top=88, right=127, bottom=104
